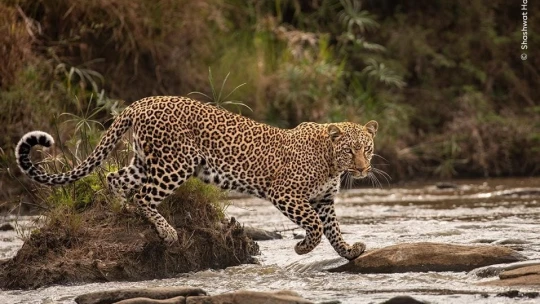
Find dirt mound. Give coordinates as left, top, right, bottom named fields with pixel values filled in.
left=0, top=191, right=259, bottom=290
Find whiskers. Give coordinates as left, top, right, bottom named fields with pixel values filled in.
left=368, top=167, right=391, bottom=188
left=372, top=153, right=389, bottom=163
left=369, top=153, right=392, bottom=188
left=343, top=171, right=355, bottom=190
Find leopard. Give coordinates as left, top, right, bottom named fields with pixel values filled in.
left=15, top=96, right=379, bottom=260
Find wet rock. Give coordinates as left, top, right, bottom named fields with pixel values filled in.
left=115, top=296, right=186, bottom=304
left=480, top=264, right=540, bottom=287
left=380, top=295, right=426, bottom=304
left=435, top=182, right=459, bottom=190
left=186, top=290, right=313, bottom=304
left=243, top=226, right=282, bottom=240
left=328, top=242, right=525, bottom=273
left=495, top=290, right=539, bottom=299
left=482, top=274, right=540, bottom=287
left=293, top=233, right=304, bottom=240
left=75, top=288, right=312, bottom=304
left=469, top=260, right=540, bottom=278
left=470, top=238, right=496, bottom=244
left=491, top=238, right=530, bottom=245
left=0, top=223, right=14, bottom=231
left=75, top=287, right=206, bottom=304
left=500, top=265, right=540, bottom=279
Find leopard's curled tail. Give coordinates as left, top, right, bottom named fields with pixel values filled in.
left=15, top=110, right=133, bottom=185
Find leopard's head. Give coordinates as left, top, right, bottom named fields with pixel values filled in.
left=327, top=121, right=378, bottom=179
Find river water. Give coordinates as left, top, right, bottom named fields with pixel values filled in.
left=1, top=178, right=540, bottom=304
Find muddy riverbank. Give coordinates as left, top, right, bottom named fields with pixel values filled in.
left=0, top=190, right=258, bottom=290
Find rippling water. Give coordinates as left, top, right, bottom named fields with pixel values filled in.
left=2, top=178, right=540, bottom=304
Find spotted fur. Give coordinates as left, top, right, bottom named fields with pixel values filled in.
left=15, top=96, right=378, bottom=260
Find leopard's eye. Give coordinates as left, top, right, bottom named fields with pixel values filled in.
left=344, top=148, right=352, bottom=154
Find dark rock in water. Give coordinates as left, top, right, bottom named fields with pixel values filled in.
left=243, top=226, right=282, bottom=240
left=293, top=233, right=305, bottom=240
left=480, top=264, right=540, bottom=287
left=328, top=242, right=525, bottom=273
left=496, top=290, right=539, bottom=299
left=75, top=287, right=206, bottom=304
left=435, top=182, right=459, bottom=189
left=491, top=238, right=530, bottom=245
left=381, top=295, right=426, bottom=304
left=0, top=223, right=14, bottom=231
left=186, top=290, right=313, bottom=304
left=470, top=238, right=496, bottom=244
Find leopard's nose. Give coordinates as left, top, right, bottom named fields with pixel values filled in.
left=357, top=166, right=372, bottom=177
left=358, top=166, right=371, bottom=173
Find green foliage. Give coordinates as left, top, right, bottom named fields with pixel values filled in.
left=361, top=58, right=406, bottom=89
left=189, top=68, right=252, bottom=113
left=46, top=173, right=103, bottom=210
left=171, top=178, right=230, bottom=221
left=339, top=0, right=379, bottom=33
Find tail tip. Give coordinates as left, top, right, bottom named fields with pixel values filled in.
left=15, top=131, right=55, bottom=175
left=21, top=131, right=55, bottom=148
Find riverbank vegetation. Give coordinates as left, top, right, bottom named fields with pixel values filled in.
left=0, top=0, right=539, bottom=208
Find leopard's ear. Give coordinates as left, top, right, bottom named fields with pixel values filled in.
left=327, top=124, right=343, bottom=142
left=364, top=120, right=378, bottom=138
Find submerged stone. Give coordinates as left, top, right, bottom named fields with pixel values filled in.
left=0, top=223, right=14, bottom=231
left=469, top=260, right=540, bottom=278
left=328, top=242, right=525, bottom=273
left=500, top=265, right=540, bottom=279
left=75, top=287, right=206, bottom=304
left=187, top=290, right=313, bottom=304
left=75, top=288, right=313, bottom=304
left=480, top=264, right=540, bottom=287
left=381, top=295, right=427, bottom=304
left=243, top=226, right=283, bottom=240
left=495, top=290, right=540, bottom=298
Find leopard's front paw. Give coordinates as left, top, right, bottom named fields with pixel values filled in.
left=340, top=242, right=366, bottom=260
left=294, top=239, right=318, bottom=255
left=294, top=243, right=309, bottom=255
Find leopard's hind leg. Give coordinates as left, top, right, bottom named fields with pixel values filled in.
left=106, top=153, right=147, bottom=204
left=133, top=144, right=198, bottom=244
